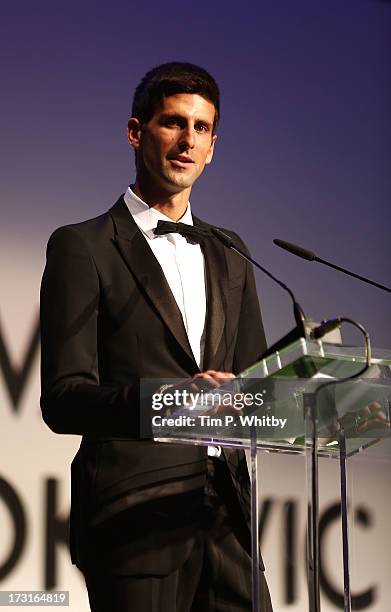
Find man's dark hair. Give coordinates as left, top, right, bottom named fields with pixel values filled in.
left=132, top=62, right=220, bottom=133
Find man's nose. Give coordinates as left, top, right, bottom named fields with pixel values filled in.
left=178, top=125, right=195, bottom=150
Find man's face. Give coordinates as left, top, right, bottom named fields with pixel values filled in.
left=128, top=93, right=217, bottom=195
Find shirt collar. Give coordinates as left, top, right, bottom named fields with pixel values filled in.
left=124, top=186, right=193, bottom=240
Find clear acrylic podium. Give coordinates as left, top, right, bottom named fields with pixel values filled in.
left=150, top=339, right=391, bottom=611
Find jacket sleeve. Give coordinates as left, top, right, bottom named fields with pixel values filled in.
left=40, top=226, right=146, bottom=438
left=230, top=233, right=268, bottom=375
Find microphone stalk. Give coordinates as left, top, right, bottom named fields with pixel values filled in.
left=211, top=227, right=312, bottom=358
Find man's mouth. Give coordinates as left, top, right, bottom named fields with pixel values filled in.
left=168, top=155, right=195, bottom=169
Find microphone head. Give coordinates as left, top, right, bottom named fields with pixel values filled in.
left=273, top=239, right=316, bottom=262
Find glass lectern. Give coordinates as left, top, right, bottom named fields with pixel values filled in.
left=148, top=339, right=391, bottom=612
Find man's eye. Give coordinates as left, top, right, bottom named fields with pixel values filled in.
left=196, top=124, right=209, bottom=133
left=163, top=118, right=181, bottom=127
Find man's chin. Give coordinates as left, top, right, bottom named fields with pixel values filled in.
left=164, top=170, right=197, bottom=190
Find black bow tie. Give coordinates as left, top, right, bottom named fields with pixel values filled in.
left=153, top=220, right=210, bottom=244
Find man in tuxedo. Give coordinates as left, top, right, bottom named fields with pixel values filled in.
left=40, top=62, right=272, bottom=611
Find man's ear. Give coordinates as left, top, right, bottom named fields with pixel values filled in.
left=205, top=134, right=217, bottom=165
left=127, top=117, right=143, bottom=150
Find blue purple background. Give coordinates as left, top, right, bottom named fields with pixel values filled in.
left=1, top=0, right=390, bottom=348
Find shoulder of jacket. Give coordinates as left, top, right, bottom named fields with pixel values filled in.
left=47, top=205, right=117, bottom=247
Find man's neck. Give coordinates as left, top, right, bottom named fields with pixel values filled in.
left=133, top=180, right=191, bottom=221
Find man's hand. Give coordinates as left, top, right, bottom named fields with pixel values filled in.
left=190, top=370, right=235, bottom=391
left=156, top=371, right=239, bottom=417
left=190, top=371, right=246, bottom=418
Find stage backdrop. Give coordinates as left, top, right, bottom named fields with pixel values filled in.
left=1, top=1, right=390, bottom=610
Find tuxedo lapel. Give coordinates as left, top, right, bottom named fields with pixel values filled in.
left=193, top=216, right=229, bottom=370
left=109, top=198, right=198, bottom=369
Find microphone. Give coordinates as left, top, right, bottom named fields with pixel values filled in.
left=274, top=239, right=391, bottom=293
left=211, top=227, right=313, bottom=358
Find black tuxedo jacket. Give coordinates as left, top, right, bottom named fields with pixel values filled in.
left=40, top=196, right=267, bottom=576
